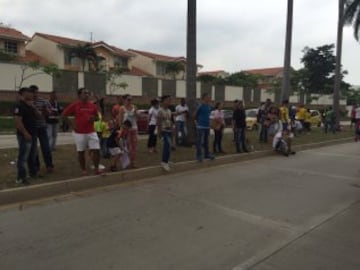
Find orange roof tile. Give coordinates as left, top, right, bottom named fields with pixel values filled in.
left=244, top=67, right=284, bottom=77
left=92, top=41, right=133, bottom=58
left=198, top=70, right=227, bottom=76
left=34, top=32, right=88, bottom=47
left=0, top=26, right=30, bottom=41
left=17, top=50, right=52, bottom=65
left=126, top=67, right=153, bottom=77
left=128, top=49, right=186, bottom=63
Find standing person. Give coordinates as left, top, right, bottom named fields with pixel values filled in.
left=350, top=104, right=356, bottom=129
left=111, top=95, right=123, bottom=125
left=175, top=98, right=189, bottom=146
left=30, top=85, right=54, bottom=174
left=258, top=98, right=272, bottom=142
left=195, top=93, right=215, bottom=162
left=62, top=88, right=103, bottom=175
left=279, top=99, right=290, bottom=130
left=233, top=100, right=249, bottom=153
left=14, top=87, right=38, bottom=185
left=118, top=94, right=138, bottom=168
left=212, top=102, right=225, bottom=153
left=157, top=95, right=174, bottom=171
left=324, top=106, right=336, bottom=134
left=296, top=104, right=307, bottom=131
left=354, top=105, right=360, bottom=141
left=46, top=91, right=62, bottom=151
left=148, top=99, right=159, bottom=153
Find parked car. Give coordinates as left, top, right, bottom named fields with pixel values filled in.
left=137, top=109, right=149, bottom=134
left=309, top=109, right=322, bottom=127
left=245, top=108, right=258, bottom=130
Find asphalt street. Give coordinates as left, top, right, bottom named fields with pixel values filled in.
left=1, top=143, right=360, bottom=270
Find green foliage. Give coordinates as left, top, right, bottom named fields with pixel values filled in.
left=106, top=66, right=129, bottom=95
left=298, top=44, right=350, bottom=99
left=224, top=72, right=260, bottom=89
left=68, top=43, right=98, bottom=71
left=0, top=50, right=16, bottom=62
left=17, top=61, right=60, bottom=89
left=344, top=0, right=360, bottom=40
left=165, top=61, right=185, bottom=79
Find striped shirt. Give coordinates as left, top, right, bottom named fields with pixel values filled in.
left=34, top=97, right=51, bottom=128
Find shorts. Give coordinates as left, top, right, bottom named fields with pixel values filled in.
left=72, top=132, right=100, bottom=152
left=109, top=147, right=121, bottom=156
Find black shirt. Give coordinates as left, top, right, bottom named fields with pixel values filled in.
left=14, top=100, right=38, bottom=135
left=233, top=108, right=246, bottom=128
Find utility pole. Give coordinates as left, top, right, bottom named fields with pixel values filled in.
left=186, top=0, right=197, bottom=144
left=334, top=0, right=344, bottom=129
left=281, top=0, right=294, bottom=103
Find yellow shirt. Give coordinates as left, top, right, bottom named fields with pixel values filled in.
left=279, top=106, right=289, bottom=123
left=296, top=107, right=307, bottom=120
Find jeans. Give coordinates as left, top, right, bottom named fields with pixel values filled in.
left=148, top=125, right=157, bottom=148
left=235, top=127, right=248, bottom=152
left=16, top=133, right=37, bottom=180
left=46, top=123, right=58, bottom=151
left=161, top=131, right=172, bottom=163
left=259, top=123, right=268, bottom=142
left=324, top=121, right=335, bottom=134
left=35, top=126, right=54, bottom=170
left=175, top=121, right=186, bottom=145
left=213, top=129, right=223, bottom=152
left=196, top=128, right=210, bottom=161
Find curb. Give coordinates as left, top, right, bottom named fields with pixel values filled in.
left=0, top=137, right=353, bottom=206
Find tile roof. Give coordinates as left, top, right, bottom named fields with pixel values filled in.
left=198, top=70, right=228, bottom=76
left=92, top=41, right=133, bottom=58
left=17, top=50, right=51, bottom=65
left=34, top=32, right=89, bottom=47
left=126, top=67, right=153, bottom=77
left=128, top=49, right=186, bottom=62
left=244, top=67, right=284, bottom=77
left=0, top=26, right=30, bottom=41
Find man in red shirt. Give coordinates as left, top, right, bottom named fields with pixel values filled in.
left=62, top=88, right=102, bottom=175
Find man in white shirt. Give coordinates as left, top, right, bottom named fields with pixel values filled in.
left=175, top=98, right=189, bottom=146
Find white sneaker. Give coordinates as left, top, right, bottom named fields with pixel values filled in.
left=161, top=162, right=171, bottom=172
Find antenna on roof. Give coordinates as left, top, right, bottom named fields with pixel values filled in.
left=90, top=32, right=93, bottom=43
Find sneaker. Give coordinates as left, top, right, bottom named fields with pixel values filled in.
left=161, top=162, right=171, bottom=172
left=205, top=154, right=215, bottom=160
left=95, top=170, right=106, bottom=176
left=15, top=178, right=23, bottom=185
left=15, top=178, right=30, bottom=185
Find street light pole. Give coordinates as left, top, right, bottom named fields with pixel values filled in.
left=334, top=0, right=344, bottom=129
left=281, top=0, right=294, bottom=103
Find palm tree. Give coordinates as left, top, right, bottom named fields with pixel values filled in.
left=165, top=61, right=185, bottom=79
left=280, top=0, right=294, bottom=102
left=344, top=0, right=360, bottom=40
left=186, top=0, right=197, bottom=144
left=334, top=0, right=345, bottom=128
left=69, top=43, right=98, bottom=72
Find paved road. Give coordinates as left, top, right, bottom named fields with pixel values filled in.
left=1, top=143, right=360, bottom=270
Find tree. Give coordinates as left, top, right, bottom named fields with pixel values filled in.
left=16, top=61, right=60, bottom=89
left=165, top=61, right=185, bottom=79
left=224, top=72, right=260, bottom=90
left=68, top=43, right=98, bottom=72
left=106, top=66, right=129, bottom=95
left=344, top=0, right=360, bottom=40
left=185, top=0, right=197, bottom=144
left=281, top=0, right=294, bottom=101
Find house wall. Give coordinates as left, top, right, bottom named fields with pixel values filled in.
left=225, top=86, right=243, bottom=102
left=26, top=35, right=64, bottom=68
left=106, top=74, right=142, bottom=96
left=0, top=62, right=53, bottom=91
left=128, top=53, right=155, bottom=76
left=94, top=47, right=114, bottom=70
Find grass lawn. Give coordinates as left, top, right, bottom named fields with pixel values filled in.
left=0, top=127, right=354, bottom=190
left=0, top=117, right=15, bottom=133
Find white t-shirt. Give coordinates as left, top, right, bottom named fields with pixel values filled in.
left=175, top=104, right=189, bottom=122
left=148, top=107, right=159, bottom=126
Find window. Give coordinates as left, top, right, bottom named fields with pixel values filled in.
left=64, top=50, right=72, bottom=65
left=114, top=57, right=128, bottom=68
left=156, top=62, right=166, bottom=75
left=4, top=41, right=17, bottom=54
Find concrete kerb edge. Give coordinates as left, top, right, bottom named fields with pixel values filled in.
left=0, top=137, right=353, bottom=206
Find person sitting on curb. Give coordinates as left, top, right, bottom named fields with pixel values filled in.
left=272, top=116, right=296, bottom=157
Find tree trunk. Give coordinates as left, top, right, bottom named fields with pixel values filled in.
left=281, top=0, right=294, bottom=102
left=186, top=0, right=197, bottom=145
left=334, top=0, right=344, bottom=128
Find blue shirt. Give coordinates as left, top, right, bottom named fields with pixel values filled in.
left=196, top=103, right=212, bottom=128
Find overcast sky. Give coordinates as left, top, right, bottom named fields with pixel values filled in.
left=1, top=0, right=360, bottom=85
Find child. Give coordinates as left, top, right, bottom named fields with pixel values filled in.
left=107, top=120, right=132, bottom=171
